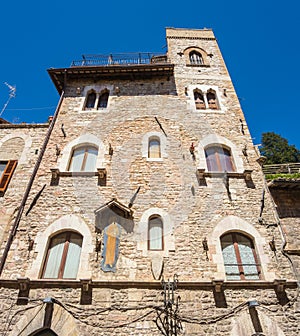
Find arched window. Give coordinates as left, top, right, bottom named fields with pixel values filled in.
left=42, top=231, right=83, bottom=279
left=207, top=91, right=218, bottom=110
left=84, top=91, right=96, bottom=110
left=221, top=232, right=261, bottom=280
left=68, top=145, right=98, bottom=172
left=205, top=146, right=235, bottom=172
left=148, top=137, right=161, bottom=158
left=189, top=51, right=203, bottom=65
left=97, top=90, right=109, bottom=109
left=148, top=216, right=163, bottom=250
left=194, top=90, right=206, bottom=110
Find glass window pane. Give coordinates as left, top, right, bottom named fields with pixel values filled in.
left=237, top=235, right=259, bottom=280
left=218, top=148, right=234, bottom=172
left=63, top=233, right=82, bottom=279
left=85, top=92, right=96, bottom=109
left=205, top=147, right=219, bottom=171
left=69, top=148, right=85, bottom=172
left=221, top=235, right=240, bottom=280
left=84, top=147, right=98, bottom=171
left=43, top=235, right=65, bottom=278
left=149, top=139, right=161, bottom=158
left=149, top=217, right=163, bottom=250
left=0, top=163, right=6, bottom=180
left=98, top=92, right=109, bottom=108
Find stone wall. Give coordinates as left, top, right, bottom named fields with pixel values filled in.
left=0, top=28, right=298, bottom=335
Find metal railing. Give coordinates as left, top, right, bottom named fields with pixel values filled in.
left=71, top=52, right=168, bottom=67
left=262, top=163, right=300, bottom=175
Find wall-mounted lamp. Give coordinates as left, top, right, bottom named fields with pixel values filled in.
left=184, top=87, right=188, bottom=96
left=61, top=124, right=66, bottom=138
left=115, top=86, right=120, bottom=95
left=240, top=119, right=245, bottom=135
left=76, top=87, right=81, bottom=95
left=242, top=144, right=248, bottom=157
left=223, top=88, right=227, bottom=97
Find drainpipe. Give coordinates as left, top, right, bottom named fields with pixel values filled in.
left=263, top=178, right=300, bottom=289
left=0, top=91, right=65, bottom=275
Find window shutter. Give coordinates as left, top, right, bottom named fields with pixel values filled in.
left=0, top=160, right=17, bottom=192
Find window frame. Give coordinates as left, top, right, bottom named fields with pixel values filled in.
left=148, top=215, right=164, bottom=251
left=189, top=51, right=203, bottom=65
left=205, top=146, right=235, bottom=172
left=206, top=90, right=219, bottom=110
left=0, top=160, right=17, bottom=194
left=41, top=231, right=83, bottom=279
left=67, top=145, right=98, bottom=172
left=148, top=136, right=161, bottom=159
left=97, top=90, right=109, bottom=109
left=221, top=232, right=261, bottom=280
left=84, top=90, right=97, bottom=110
left=194, top=90, right=206, bottom=110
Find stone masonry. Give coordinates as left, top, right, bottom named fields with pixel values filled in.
left=0, top=28, right=298, bottom=335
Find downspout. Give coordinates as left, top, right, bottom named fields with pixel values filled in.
left=264, top=178, right=300, bottom=289
left=0, top=91, right=65, bottom=275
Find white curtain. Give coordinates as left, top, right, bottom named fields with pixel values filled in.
left=63, top=234, right=82, bottom=279
left=149, top=217, right=163, bottom=250
left=43, top=235, right=65, bottom=278
left=84, top=147, right=98, bottom=171
left=149, top=139, right=161, bottom=158
left=69, top=148, right=85, bottom=171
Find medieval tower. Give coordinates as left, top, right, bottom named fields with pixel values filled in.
left=0, top=27, right=298, bottom=335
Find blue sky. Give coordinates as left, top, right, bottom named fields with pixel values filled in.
left=0, top=0, right=299, bottom=149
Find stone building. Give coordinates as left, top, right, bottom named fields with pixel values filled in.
left=0, top=27, right=299, bottom=335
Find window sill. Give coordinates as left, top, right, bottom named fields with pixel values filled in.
left=195, top=108, right=224, bottom=113
left=146, top=158, right=163, bottom=162
left=80, top=108, right=108, bottom=113
left=50, top=168, right=107, bottom=185
left=197, top=169, right=253, bottom=181
left=187, top=64, right=210, bottom=68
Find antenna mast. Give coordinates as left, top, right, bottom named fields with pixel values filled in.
left=0, top=82, right=16, bottom=118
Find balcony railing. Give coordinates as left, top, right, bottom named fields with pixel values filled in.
left=71, top=53, right=168, bottom=67
left=262, top=163, right=300, bottom=175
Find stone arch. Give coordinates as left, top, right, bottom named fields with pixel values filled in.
left=10, top=301, right=79, bottom=336
left=58, top=133, right=105, bottom=171
left=183, top=46, right=209, bottom=65
left=0, top=132, right=31, bottom=164
left=27, top=214, right=93, bottom=279
left=197, top=133, right=244, bottom=172
left=209, top=215, right=275, bottom=280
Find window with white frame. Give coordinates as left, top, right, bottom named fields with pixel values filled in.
left=148, top=215, right=164, bottom=250
left=221, top=232, right=261, bottom=280
left=42, top=231, right=83, bottom=279
left=68, top=145, right=98, bottom=172
left=205, top=145, right=235, bottom=172
left=148, top=136, right=161, bottom=159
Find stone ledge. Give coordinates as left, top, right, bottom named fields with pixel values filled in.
left=0, top=278, right=297, bottom=290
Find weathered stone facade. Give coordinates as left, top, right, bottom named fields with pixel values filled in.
left=0, top=28, right=299, bottom=335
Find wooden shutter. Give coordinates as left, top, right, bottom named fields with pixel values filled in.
left=0, top=160, right=17, bottom=193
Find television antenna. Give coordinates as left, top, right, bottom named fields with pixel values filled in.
left=0, top=82, right=16, bottom=118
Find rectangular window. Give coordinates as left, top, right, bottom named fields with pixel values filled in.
left=0, top=160, right=17, bottom=194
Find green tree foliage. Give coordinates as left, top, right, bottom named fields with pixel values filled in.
left=260, top=132, right=300, bottom=164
